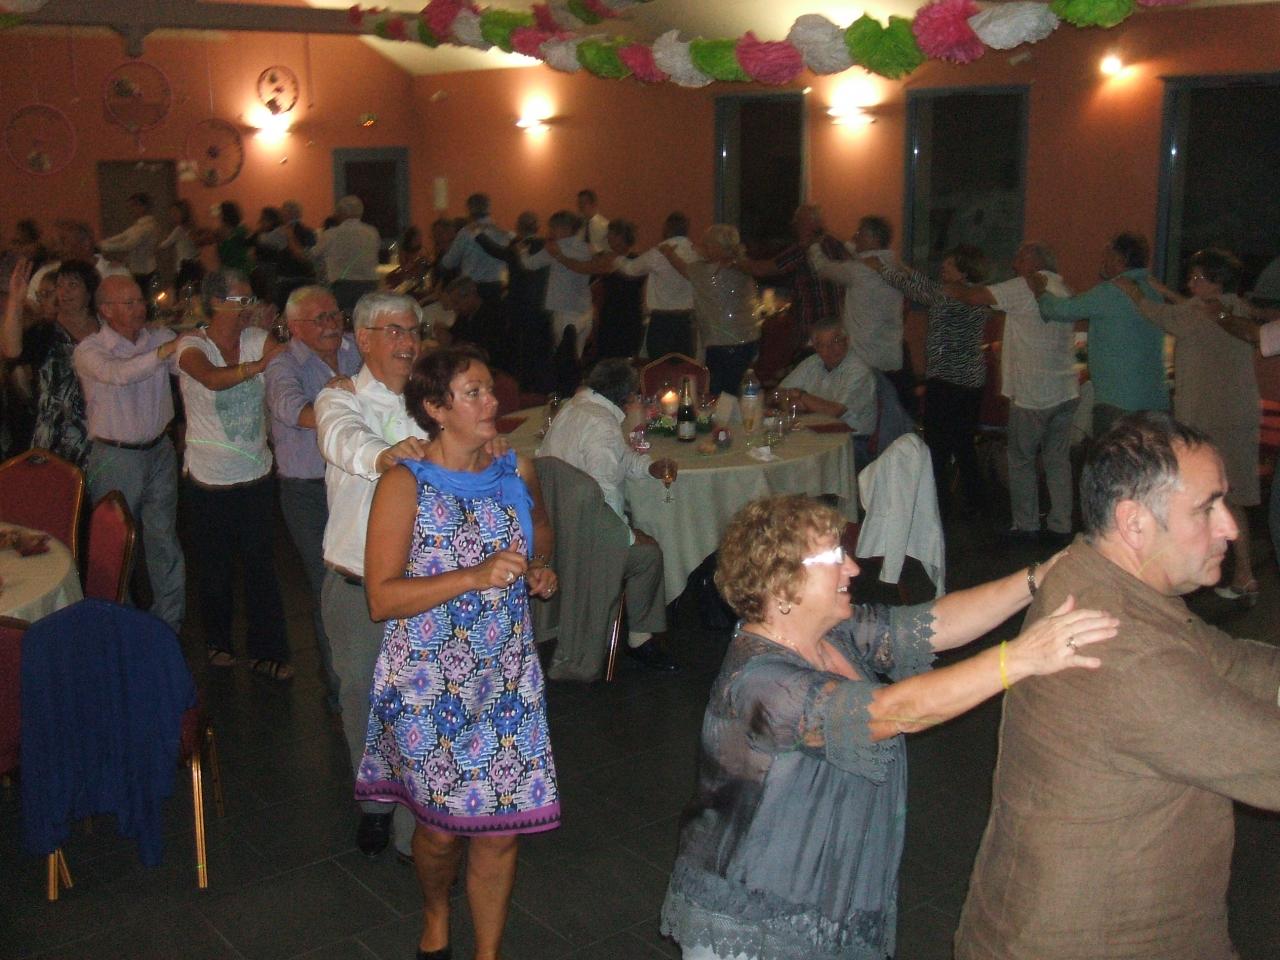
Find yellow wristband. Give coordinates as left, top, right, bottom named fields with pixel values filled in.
left=999, top=641, right=1010, bottom=691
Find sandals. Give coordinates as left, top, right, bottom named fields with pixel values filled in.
left=206, top=648, right=237, bottom=668
left=249, top=658, right=295, bottom=681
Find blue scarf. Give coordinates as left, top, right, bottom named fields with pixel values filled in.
left=403, top=449, right=534, bottom=557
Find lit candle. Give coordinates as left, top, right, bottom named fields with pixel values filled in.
left=660, top=389, right=679, bottom=417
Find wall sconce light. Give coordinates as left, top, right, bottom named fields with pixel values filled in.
left=516, top=116, right=549, bottom=133
left=827, top=106, right=875, bottom=127
left=247, top=105, right=293, bottom=144
left=359, top=112, right=378, bottom=128
left=1100, top=54, right=1124, bottom=76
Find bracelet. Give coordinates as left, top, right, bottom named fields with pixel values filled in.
left=999, top=641, right=1010, bottom=691
left=529, top=554, right=551, bottom=570
left=1026, top=561, right=1039, bottom=596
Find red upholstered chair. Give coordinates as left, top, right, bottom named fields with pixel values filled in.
left=85, top=492, right=137, bottom=603
left=0, top=448, right=85, bottom=559
left=640, top=353, right=711, bottom=397
left=0, top=616, right=26, bottom=779
left=492, top=368, right=522, bottom=416
left=755, top=307, right=797, bottom=387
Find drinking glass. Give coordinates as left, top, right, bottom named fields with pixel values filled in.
left=659, top=459, right=676, bottom=503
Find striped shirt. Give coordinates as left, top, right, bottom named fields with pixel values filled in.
left=881, top=264, right=989, bottom=389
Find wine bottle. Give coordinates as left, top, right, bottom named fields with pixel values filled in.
left=677, top=376, right=697, bottom=442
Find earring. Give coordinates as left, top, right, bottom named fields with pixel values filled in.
left=778, top=601, right=791, bottom=615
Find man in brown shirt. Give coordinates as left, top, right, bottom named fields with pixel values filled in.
left=956, top=411, right=1280, bottom=960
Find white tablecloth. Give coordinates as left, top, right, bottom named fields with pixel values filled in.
left=505, top=411, right=858, bottom=601
left=0, top=528, right=83, bottom=623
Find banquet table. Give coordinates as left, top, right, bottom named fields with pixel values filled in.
left=0, top=528, right=83, bottom=623
left=503, top=410, right=858, bottom=601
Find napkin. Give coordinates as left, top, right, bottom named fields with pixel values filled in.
left=747, top=446, right=779, bottom=462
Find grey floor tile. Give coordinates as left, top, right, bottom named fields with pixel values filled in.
left=25, top=904, right=243, bottom=960
left=358, top=899, right=571, bottom=960
left=198, top=860, right=397, bottom=960
left=290, top=938, right=380, bottom=960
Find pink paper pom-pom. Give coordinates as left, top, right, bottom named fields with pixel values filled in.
left=735, top=32, right=805, bottom=86
left=348, top=5, right=367, bottom=27
left=618, top=43, right=668, bottom=84
left=1136, top=0, right=1192, bottom=6
left=422, top=0, right=472, bottom=39
left=581, top=0, right=620, bottom=19
left=531, top=3, right=558, bottom=32
left=385, top=15, right=409, bottom=41
left=511, top=26, right=556, bottom=59
left=913, top=0, right=987, bottom=64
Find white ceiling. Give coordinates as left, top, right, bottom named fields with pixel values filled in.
left=303, top=0, right=1279, bottom=76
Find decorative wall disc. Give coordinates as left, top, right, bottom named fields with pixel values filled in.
left=102, top=60, right=172, bottom=133
left=184, top=118, right=245, bottom=187
left=3, top=103, right=76, bottom=175
left=257, top=65, right=300, bottom=115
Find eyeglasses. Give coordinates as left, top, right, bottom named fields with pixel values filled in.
left=1187, top=273, right=1209, bottom=283
left=801, top=545, right=845, bottom=567
left=366, top=322, right=422, bottom=341
left=300, top=310, right=346, bottom=326
left=99, top=298, right=147, bottom=307
left=216, top=295, right=259, bottom=308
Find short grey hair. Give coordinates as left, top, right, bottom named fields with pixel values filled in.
left=200, top=268, right=250, bottom=315
left=586, top=357, right=639, bottom=410
left=351, top=291, right=422, bottom=331
left=1022, top=241, right=1057, bottom=273
left=336, top=195, right=364, bottom=220
left=703, top=224, right=743, bottom=258
left=284, top=285, right=334, bottom=320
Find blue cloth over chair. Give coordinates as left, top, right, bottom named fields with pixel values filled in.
left=20, top=598, right=196, bottom=866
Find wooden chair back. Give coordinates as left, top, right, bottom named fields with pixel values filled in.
left=0, top=449, right=85, bottom=558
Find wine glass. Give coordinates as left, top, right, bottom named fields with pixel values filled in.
left=658, top=459, right=676, bottom=503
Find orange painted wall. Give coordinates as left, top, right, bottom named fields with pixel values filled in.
left=0, top=29, right=417, bottom=236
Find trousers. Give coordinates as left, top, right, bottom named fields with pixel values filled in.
left=279, top=477, right=340, bottom=710
left=1007, top=399, right=1079, bottom=534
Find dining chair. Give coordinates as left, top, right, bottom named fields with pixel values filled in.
left=19, top=599, right=224, bottom=901
left=530, top=457, right=631, bottom=682
left=84, top=492, right=137, bottom=604
left=492, top=368, right=522, bottom=416
left=0, top=615, right=27, bottom=782
left=640, top=353, right=711, bottom=398
left=0, top=448, right=86, bottom=559
left=754, top=307, right=797, bottom=387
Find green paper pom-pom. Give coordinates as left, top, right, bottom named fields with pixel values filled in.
left=577, top=40, right=631, bottom=80
left=416, top=19, right=440, bottom=47
left=845, top=14, right=925, bottom=80
left=566, top=0, right=603, bottom=26
left=479, top=10, right=535, bottom=52
left=1051, top=0, right=1135, bottom=28
left=688, top=38, right=750, bottom=83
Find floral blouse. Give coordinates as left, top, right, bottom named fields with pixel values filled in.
left=661, top=603, right=936, bottom=960
left=31, top=324, right=90, bottom=468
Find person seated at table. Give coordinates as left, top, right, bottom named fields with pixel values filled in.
left=661, top=494, right=1116, bottom=960
left=780, top=320, right=877, bottom=463
left=537, top=357, right=679, bottom=671
left=437, top=276, right=513, bottom=376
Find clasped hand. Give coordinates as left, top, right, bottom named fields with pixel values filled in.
left=475, top=549, right=557, bottom=598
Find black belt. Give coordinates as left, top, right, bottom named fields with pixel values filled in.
left=94, top=434, right=165, bottom=451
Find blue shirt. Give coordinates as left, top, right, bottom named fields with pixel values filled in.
left=1039, top=268, right=1169, bottom=412
left=440, top=217, right=511, bottom=284
left=264, top=334, right=362, bottom=479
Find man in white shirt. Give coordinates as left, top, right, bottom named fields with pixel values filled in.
left=98, top=193, right=161, bottom=290
left=315, top=291, right=430, bottom=862
left=809, top=216, right=905, bottom=388
left=947, top=242, right=1078, bottom=542
left=613, top=211, right=696, bottom=359
left=577, top=188, right=610, bottom=254
left=523, top=210, right=594, bottom=364
left=780, top=321, right=877, bottom=438
left=441, top=192, right=511, bottom=303
left=538, top=358, right=678, bottom=671
left=310, top=195, right=380, bottom=313
left=73, top=274, right=185, bottom=630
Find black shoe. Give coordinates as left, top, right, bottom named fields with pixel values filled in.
left=625, top=639, right=679, bottom=672
left=356, top=812, right=393, bottom=858
left=416, top=949, right=451, bottom=960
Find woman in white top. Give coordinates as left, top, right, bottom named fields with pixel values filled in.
left=176, top=269, right=291, bottom=677
left=160, top=200, right=202, bottom=293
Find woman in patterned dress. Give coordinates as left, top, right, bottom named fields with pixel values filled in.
left=361, top=345, right=559, bottom=960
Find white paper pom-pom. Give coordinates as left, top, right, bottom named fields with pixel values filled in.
left=451, top=9, right=492, bottom=50
left=541, top=37, right=584, bottom=73
left=547, top=0, right=584, bottom=30
left=968, top=2, right=1059, bottom=50
left=786, top=14, right=854, bottom=75
left=652, top=29, right=712, bottom=88
left=596, top=0, right=642, bottom=9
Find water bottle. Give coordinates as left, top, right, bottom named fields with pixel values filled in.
left=739, top=368, right=762, bottom=441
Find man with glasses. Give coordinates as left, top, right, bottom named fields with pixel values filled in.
left=315, top=291, right=430, bottom=863
left=264, top=286, right=361, bottom=713
left=73, top=274, right=185, bottom=630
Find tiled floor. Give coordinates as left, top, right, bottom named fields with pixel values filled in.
left=2, top=503, right=1278, bottom=959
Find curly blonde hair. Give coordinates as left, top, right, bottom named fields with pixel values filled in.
left=715, top=495, right=845, bottom=622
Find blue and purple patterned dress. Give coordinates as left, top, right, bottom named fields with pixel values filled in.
left=355, top=451, right=560, bottom=836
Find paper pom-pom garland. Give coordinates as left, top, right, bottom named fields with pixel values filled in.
left=1051, top=0, right=1135, bottom=28
left=736, top=32, right=806, bottom=86
left=846, top=15, right=927, bottom=80
left=968, top=2, right=1059, bottom=49
left=912, top=0, right=986, bottom=64
left=787, top=14, right=855, bottom=75
left=349, top=0, right=1182, bottom=86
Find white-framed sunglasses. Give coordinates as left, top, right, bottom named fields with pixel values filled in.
left=801, top=545, right=845, bottom=567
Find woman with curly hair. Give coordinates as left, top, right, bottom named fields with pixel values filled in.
left=661, top=494, right=1117, bottom=960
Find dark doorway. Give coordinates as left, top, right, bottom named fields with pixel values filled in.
left=332, top=147, right=410, bottom=249
left=715, top=94, right=805, bottom=253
